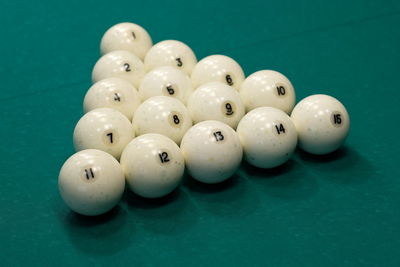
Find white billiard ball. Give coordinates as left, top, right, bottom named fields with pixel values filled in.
left=92, top=50, right=145, bottom=88
left=180, top=120, right=243, bottom=184
left=83, top=78, right=141, bottom=120
left=74, top=108, right=135, bottom=159
left=237, top=107, right=298, bottom=168
left=144, top=40, right=197, bottom=75
left=120, top=134, right=184, bottom=198
left=133, top=96, right=192, bottom=144
left=100, top=22, right=152, bottom=60
left=290, top=94, right=350, bottom=155
left=187, top=82, right=245, bottom=129
left=139, top=66, right=193, bottom=104
left=240, top=70, right=296, bottom=114
left=191, top=55, right=245, bottom=91
left=58, top=149, right=125, bottom=216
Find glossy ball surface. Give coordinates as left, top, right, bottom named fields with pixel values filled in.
left=74, top=108, right=135, bottom=159
left=100, top=22, right=152, bottom=60
left=92, top=50, right=145, bottom=88
left=191, top=55, right=245, bottom=91
left=139, top=66, right=193, bottom=104
left=187, top=82, right=245, bottom=129
left=58, top=149, right=125, bottom=216
left=180, top=120, right=243, bottom=184
left=133, top=96, right=192, bottom=144
left=240, top=70, right=296, bottom=114
left=290, top=94, right=350, bottom=155
left=83, top=77, right=141, bottom=120
left=144, top=40, right=197, bottom=75
left=237, top=107, right=298, bottom=168
left=120, top=134, right=184, bottom=198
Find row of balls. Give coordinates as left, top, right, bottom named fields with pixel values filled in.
left=58, top=22, right=350, bottom=216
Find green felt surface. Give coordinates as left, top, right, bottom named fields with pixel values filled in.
left=1, top=0, right=400, bottom=266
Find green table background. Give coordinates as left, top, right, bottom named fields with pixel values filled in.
left=1, top=0, right=399, bottom=266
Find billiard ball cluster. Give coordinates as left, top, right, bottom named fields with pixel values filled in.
left=58, top=22, right=350, bottom=216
